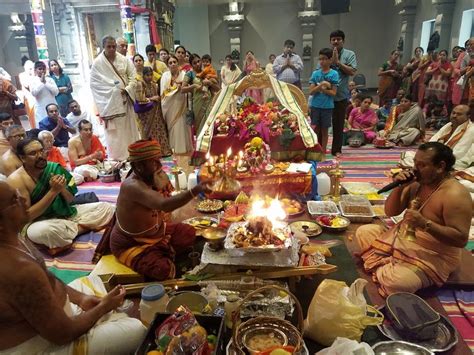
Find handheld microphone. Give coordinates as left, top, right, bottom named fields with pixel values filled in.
left=377, top=172, right=415, bottom=194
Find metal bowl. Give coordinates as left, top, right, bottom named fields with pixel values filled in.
left=314, top=215, right=351, bottom=232
left=372, top=341, right=434, bottom=355
left=98, top=173, right=116, bottom=183
left=201, top=227, right=227, bottom=251
left=242, top=326, right=288, bottom=354
left=166, top=292, right=209, bottom=314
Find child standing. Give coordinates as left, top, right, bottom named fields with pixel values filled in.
left=309, top=48, right=339, bottom=154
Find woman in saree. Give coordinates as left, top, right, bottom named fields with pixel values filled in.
left=49, top=59, right=73, bottom=117
left=404, top=47, right=424, bottom=98
left=425, top=50, right=453, bottom=106
left=347, top=95, right=378, bottom=146
left=135, top=67, right=172, bottom=156
left=160, top=55, right=192, bottom=155
left=220, top=54, right=242, bottom=88
left=243, top=50, right=263, bottom=104
left=182, top=54, right=220, bottom=136
left=133, top=54, right=145, bottom=81
left=382, top=94, right=425, bottom=146
left=175, top=46, right=192, bottom=73
left=377, top=50, right=403, bottom=105
left=451, top=46, right=466, bottom=106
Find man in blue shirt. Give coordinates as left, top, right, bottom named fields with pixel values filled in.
left=309, top=48, right=339, bottom=155
left=329, top=30, right=357, bottom=157
left=273, top=39, right=304, bottom=89
left=39, top=103, right=76, bottom=150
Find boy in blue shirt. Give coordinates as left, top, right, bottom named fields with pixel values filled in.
left=309, top=48, right=339, bottom=155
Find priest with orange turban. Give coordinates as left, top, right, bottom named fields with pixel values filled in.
left=97, top=140, right=212, bottom=280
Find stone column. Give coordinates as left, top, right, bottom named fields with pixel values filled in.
left=134, top=11, right=150, bottom=56
left=432, top=0, right=456, bottom=51
left=396, top=0, right=417, bottom=63
left=298, top=0, right=319, bottom=83
left=120, top=0, right=136, bottom=56
left=30, top=0, right=50, bottom=62
left=223, top=1, right=244, bottom=64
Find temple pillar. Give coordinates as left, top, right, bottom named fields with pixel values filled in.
left=29, top=0, right=50, bottom=62
left=298, top=0, right=319, bottom=82
left=396, top=0, right=417, bottom=63
left=432, top=0, right=456, bottom=51
left=223, top=0, right=244, bottom=63
left=120, top=0, right=136, bottom=56
left=134, top=11, right=150, bottom=55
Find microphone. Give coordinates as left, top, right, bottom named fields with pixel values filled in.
left=377, top=172, right=415, bottom=194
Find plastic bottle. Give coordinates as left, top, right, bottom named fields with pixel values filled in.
left=139, top=284, right=169, bottom=326
left=317, top=172, right=331, bottom=196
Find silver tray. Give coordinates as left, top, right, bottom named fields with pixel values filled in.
left=377, top=306, right=458, bottom=353
left=372, top=341, right=434, bottom=355
left=201, top=237, right=299, bottom=267
left=224, top=221, right=292, bottom=255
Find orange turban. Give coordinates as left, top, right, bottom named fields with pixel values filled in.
left=128, top=139, right=162, bottom=162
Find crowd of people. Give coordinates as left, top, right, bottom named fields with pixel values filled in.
left=0, top=29, right=473, bottom=354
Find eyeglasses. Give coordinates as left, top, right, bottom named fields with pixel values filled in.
left=0, top=189, right=23, bottom=213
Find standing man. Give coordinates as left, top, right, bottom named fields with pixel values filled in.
left=116, top=37, right=129, bottom=57
left=329, top=30, right=357, bottom=157
left=90, top=36, right=140, bottom=161
left=30, top=61, right=59, bottom=126
left=145, top=44, right=168, bottom=83
left=273, top=39, right=304, bottom=89
left=0, top=125, right=25, bottom=176
left=0, top=113, right=14, bottom=156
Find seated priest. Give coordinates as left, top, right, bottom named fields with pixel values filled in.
left=68, top=119, right=106, bottom=182
left=380, top=94, right=425, bottom=146
left=7, top=138, right=115, bottom=255
left=0, top=112, right=14, bottom=156
left=105, top=140, right=212, bottom=280
left=0, top=181, right=146, bottom=354
left=38, top=130, right=67, bottom=169
left=38, top=103, right=76, bottom=161
left=400, top=105, right=473, bottom=168
left=0, top=125, right=26, bottom=176
left=355, top=142, right=472, bottom=297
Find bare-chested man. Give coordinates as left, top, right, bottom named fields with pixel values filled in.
left=0, top=125, right=25, bottom=176
left=356, top=142, right=472, bottom=297
left=7, top=138, right=114, bottom=254
left=0, top=112, right=14, bottom=157
left=0, top=181, right=145, bottom=354
left=68, top=119, right=106, bottom=181
left=104, top=139, right=212, bottom=280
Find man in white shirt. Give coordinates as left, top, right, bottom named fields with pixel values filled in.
left=273, top=39, right=304, bottom=89
left=65, top=100, right=93, bottom=129
left=30, top=61, right=58, bottom=125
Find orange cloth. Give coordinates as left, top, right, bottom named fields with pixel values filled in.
left=197, top=65, right=218, bottom=80
left=70, top=135, right=106, bottom=170
left=127, top=139, right=161, bottom=162
left=47, top=146, right=67, bottom=169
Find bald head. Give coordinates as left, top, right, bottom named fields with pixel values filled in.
left=450, top=104, right=470, bottom=127
left=116, top=37, right=128, bottom=56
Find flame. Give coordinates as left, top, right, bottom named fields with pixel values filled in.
left=226, top=147, right=232, bottom=157
left=248, top=197, right=287, bottom=229
left=205, top=152, right=210, bottom=160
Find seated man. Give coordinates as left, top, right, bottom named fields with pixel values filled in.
left=399, top=105, right=473, bottom=168
left=68, top=119, right=106, bottom=181
left=0, top=181, right=146, bottom=354
left=381, top=94, right=425, bottom=146
left=0, top=125, right=26, bottom=176
left=0, top=112, right=14, bottom=156
left=39, top=103, right=76, bottom=161
left=38, top=130, right=67, bottom=169
left=356, top=142, right=472, bottom=297
left=66, top=99, right=94, bottom=130
left=7, top=138, right=115, bottom=254
left=105, top=140, right=211, bottom=280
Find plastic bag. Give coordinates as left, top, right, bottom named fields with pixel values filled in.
left=303, top=278, right=383, bottom=346
left=315, top=337, right=374, bottom=355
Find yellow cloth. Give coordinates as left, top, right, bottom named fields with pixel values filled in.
left=144, top=60, right=168, bottom=82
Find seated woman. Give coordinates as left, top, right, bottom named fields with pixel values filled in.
left=381, top=94, right=425, bottom=146
left=346, top=95, right=378, bottom=146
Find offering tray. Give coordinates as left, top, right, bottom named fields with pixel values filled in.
left=224, top=221, right=292, bottom=255
left=202, top=237, right=299, bottom=267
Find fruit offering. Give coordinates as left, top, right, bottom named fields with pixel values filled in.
left=316, top=215, right=349, bottom=228
left=223, top=203, right=249, bottom=222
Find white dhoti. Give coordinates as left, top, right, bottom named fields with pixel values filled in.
left=73, top=165, right=100, bottom=180
left=27, top=202, right=115, bottom=248
left=0, top=275, right=146, bottom=355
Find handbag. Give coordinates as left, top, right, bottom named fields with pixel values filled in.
left=185, top=93, right=194, bottom=126
left=133, top=100, right=154, bottom=114
left=72, top=192, right=99, bottom=205
left=456, top=75, right=465, bottom=88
